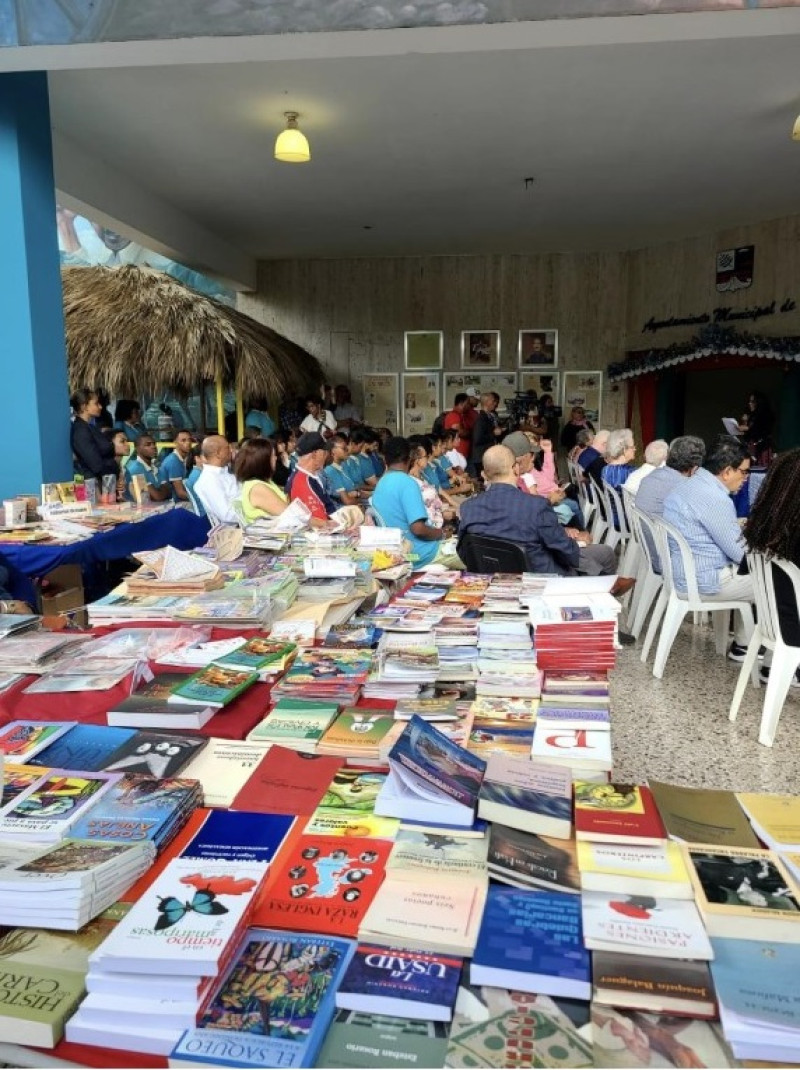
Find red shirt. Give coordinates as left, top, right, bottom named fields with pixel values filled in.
left=288, top=467, right=332, bottom=521
left=444, top=408, right=474, bottom=460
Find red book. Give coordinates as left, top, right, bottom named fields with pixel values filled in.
left=252, top=833, right=391, bottom=936
left=574, top=782, right=667, bottom=845
left=230, top=745, right=343, bottom=816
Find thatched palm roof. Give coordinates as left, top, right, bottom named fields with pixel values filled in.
left=62, top=264, right=322, bottom=402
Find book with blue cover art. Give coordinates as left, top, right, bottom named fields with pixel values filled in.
left=335, top=943, right=462, bottom=1021
left=29, top=725, right=137, bottom=772
left=375, top=716, right=486, bottom=828
left=471, top=886, right=591, bottom=1000
left=170, top=928, right=354, bottom=1069
left=180, top=808, right=296, bottom=865
left=68, top=774, right=202, bottom=848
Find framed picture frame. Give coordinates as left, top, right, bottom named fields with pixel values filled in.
left=518, top=328, right=558, bottom=368
left=402, top=373, right=441, bottom=436
left=404, top=331, right=443, bottom=370
left=562, top=371, right=603, bottom=425
left=461, top=330, right=500, bottom=370
left=518, top=371, right=560, bottom=401
left=442, top=372, right=518, bottom=413
left=362, top=373, right=400, bottom=434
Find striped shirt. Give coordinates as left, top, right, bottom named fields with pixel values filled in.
left=662, top=467, right=744, bottom=593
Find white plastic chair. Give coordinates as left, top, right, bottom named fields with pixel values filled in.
left=729, top=554, right=800, bottom=747
left=629, top=507, right=664, bottom=641
left=644, top=516, right=755, bottom=679
left=585, top=480, right=608, bottom=544
left=602, top=482, right=631, bottom=554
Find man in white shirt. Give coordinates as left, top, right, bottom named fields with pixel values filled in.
left=300, top=396, right=337, bottom=438
left=333, top=385, right=362, bottom=429
left=623, top=439, right=669, bottom=495
left=193, top=435, right=239, bottom=524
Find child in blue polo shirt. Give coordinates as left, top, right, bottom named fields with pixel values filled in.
left=323, top=434, right=361, bottom=505
left=348, top=428, right=379, bottom=490
left=125, top=434, right=172, bottom=502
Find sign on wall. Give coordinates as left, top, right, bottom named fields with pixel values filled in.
left=716, top=245, right=754, bottom=293
left=562, top=371, right=603, bottom=425
left=518, top=371, right=560, bottom=400
left=362, top=373, right=400, bottom=433
left=402, top=373, right=440, bottom=435
left=442, top=372, right=518, bottom=412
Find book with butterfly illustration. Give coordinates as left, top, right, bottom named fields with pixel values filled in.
left=170, top=927, right=355, bottom=1069
left=89, top=857, right=270, bottom=977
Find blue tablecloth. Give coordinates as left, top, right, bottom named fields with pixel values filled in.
left=1, top=508, right=211, bottom=604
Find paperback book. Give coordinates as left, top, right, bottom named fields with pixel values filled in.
left=576, top=839, right=693, bottom=899
left=591, top=1005, right=733, bottom=1068
left=574, top=781, right=667, bottom=845
left=168, top=664, right=258, bottom=708
left=107, top=672, right=215, bottom=730
left=0, top=721, right=76, bottom=763
left=359, top=877, right=487, bottom=957
left=648, top=780, right=759, bottom=848
left=478, top=755, right=572, bottom=840
left=0, top=770, right=121, bottom=842
left=29, top=724, right=138, bottom=772
left=592, top=950, right=716, bottom=1017
left=68, top=773, right=203, bottom=849
left=103, top=731, right=208, bottom=779
left=336, top=943, right=463, bottom=1021
left=386, top=827, right=489, bottom=882
left=317, top=1009, right=449, bottom=1070
left=487, top=823, right=581, bottom=895
left=581, top=889, right=713, bottom=960
left=214, top=636, right=297, bottom=674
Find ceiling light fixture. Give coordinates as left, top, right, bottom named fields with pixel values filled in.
left=793, top=115, right=800, bottom=141
left=275, top=112, right=310, bottom=163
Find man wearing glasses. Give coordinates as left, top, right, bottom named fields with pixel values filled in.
left=662, top=436, right=754, bottom=661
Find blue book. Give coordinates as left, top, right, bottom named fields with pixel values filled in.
left=336, top=943, right=462, bottom=1022
left=170, top=929, right=355, bottom=1069
left=376, top=716, right=486, bottom=828
left=29, top=725, right=137, bottom=772
left=471, top=886, right=591, bottom=1000
left=710, top=937, right=800, bottom=1029
left=180, top=809, right=296, bottom=864
left=68, top=773, right=201, bottom=847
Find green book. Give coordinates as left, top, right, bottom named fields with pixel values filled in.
left=214, top=637, right=296, bottom=672
left=168, top=664, right=258, bottom=708
left=318, top=1008, right=448, bottom=1069
left=246, top=705, right=339, bottom=746
left=649, top=780, right=760, bottom=848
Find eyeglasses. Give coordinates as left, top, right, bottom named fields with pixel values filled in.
left=735, top=465, right=751, bottom=475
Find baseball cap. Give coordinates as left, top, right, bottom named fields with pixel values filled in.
left=503, top=431, right=536, bottom=458
left=296, top=431, right=331, bottom=456
left=465, top=387, right=480, bottom=398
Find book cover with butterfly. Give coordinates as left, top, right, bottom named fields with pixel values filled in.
left=253, top=835, right=391, bottom=938
left=89, top=857, right=270, bottom=977
left=171, top=928, right=354, bottom=1069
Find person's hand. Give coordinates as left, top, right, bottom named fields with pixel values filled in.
left=541, top=438, right=553, bottom=453
left=548, top=488, right=565, bottom=504
left=493, top=426, right=503, bottom=437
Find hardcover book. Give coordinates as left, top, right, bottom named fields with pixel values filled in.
left=375, top=716, right=486, bottom=828
left=682, top=842, right=800, bottom=942
left=336, top=943, right=463, bottom=1021
left=487, top=822, right=580, bottom=895
left=478, top=755, right=572, bottom=840
left=648, top=780, right=759, bottom=848
left=471, top=886, right=591, bottom=1000
left=574, top=782, right=667, bottom=845
left=253, top=834, right=391, bottom=937
left=581, top=890, right=713, bottom=960
left=168, top=664, right=258, bottom=708
left=170, top=928, right=354, bottom=1069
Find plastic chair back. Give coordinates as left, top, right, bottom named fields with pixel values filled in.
left=656, top=516, right=703, bottom=606
left=635, top=508, right=663, bottom=575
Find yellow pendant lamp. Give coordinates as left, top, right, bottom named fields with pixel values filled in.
left=275, top=112, right=311, bottom=163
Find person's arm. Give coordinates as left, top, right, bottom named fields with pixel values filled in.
left=170, top=479, right=190, bottom=501
left=409, top=518, right=445, bottom=541
left=708, top=500, right=746, bottom=565
left=146, top=476, right=172, bottom=502
left=534, top=500, right=581, bottom=570
left=71, top=421, right=111, bottom=480
left=247, top=482, right=287, bottom=516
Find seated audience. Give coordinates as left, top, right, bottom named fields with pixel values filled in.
left=530, top=437, right=584, bottom=528
left=273, top=430, right=296, bottom=488
left=662, top=436, right=755, bottom=660
left=560, top=406, right=595, bottom=453
left=300, top=395, right=337, bottom=438
left=324, top=434, right=362, bottom=506
left=458, top=445, right=616, bottom=577
left=158, top=429, right=194, bottom=502
left=193, top=434, right=239, bottom=523
left=113, top=399, right=146, bottom=442
left=744, top=447, right=800, bottom=686
left=244, top=400, right=276, bottom=439
left=287, top=432, right=341, bottom=521
left=125, top=434, right=171, bottom=502
left=347, top=428, right=378, bottom=489
left=636, top=436, right=706, bottom=519
left=569, top=428, right=595, bottom=467
left=371, top=437, right=460, bottom=568
left=234, top=437, right=288, bottom=522
left=601, top=428, right=637, bottom=490
left=624, top=439, right=668, bottom=495
left=408, top=437, right=454, bottom=529
left=103, top=428, right=130, bottom=501
left=581, top=428, right=610, bottom=485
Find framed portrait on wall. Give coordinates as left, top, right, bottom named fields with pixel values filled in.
left=518, top=371, right=560, bottom=400
left=362, top=373, right=400, bottom=433
left=518, top=329, right=558, bottom=368
left=404, top=331, right=443, bottom=370
left=562, top=371, right=603, bottom=425
left=461, top=330, right=500, bottom=370
left=402, top=373, right=440, bottom=435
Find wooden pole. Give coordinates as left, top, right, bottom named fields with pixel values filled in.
left=215, top=373, right=225, bottom=436
left=236, top=380, right=245, bottom=441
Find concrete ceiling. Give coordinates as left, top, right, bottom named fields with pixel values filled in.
left=40, top=13, right=800, bottom=274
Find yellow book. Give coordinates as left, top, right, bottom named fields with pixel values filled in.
left=577, top=839, right=693, bottom=899
left=303, top=810, right=400, bottom=839
left=736, top=791, right=800, bottom=850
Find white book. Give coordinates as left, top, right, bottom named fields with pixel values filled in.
left=78, top=992, right=197, bottom=1032
left=89, top=857, right=269, bottom=976
left=66, top=1011, right=179, bottom=1057
left=581, top=889, right=713, bottom=960
left=178, top=737, right=272, bottom=808
left=531, top=725, right=612, bottom=771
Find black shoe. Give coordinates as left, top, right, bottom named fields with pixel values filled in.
left=759, top=665, right=800, bottom=688
left=728, top=642, right=766, bottom=663
left=617, top=630, right=636, bottom=646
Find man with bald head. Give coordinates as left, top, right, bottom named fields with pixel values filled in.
left=193, top=434, right=239, bottom=523
left=458, top=445, right=616, bottom=576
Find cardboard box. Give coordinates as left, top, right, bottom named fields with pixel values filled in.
left=39, top=565, right=87, bottom=627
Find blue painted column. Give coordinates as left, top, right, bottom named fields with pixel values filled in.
left=0, top=71, right=71, bottom=499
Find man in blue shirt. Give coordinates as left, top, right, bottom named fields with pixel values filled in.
left=125, top=435, right=172, bottom=502
left=346, top=429, right=378, bottom=490
left=635, top=435, right=705, bottom=571
left=244, top=403, right=276, bottom=439
left=662, top=436, right=755, bottom=658
left=371, top=437, right=456, bottom=568
left=158, top=429, right=194, bottom=502
left=324, top=434, right=361, bottom=506
left=458, top=445, right=616, bottom=576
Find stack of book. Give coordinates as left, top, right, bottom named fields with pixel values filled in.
left=107, top=672, right=216, bottom=730
left=67, top=856, right=270, bottom=1055
left=67, top=773, right=203, bottom=852
left=212, top=635, right=297, bottom=680
left=0, top=838, right=155, bottom=930
left=529, top=595, right=619, bottom=671
left=296, top=576, right=357, bottom=602
left=378, top=637, right=440, bottom=690
left=0, top=770, right=122, bottom=844
left=0, top=612, right=40, bottom=638
left=531, top=719, right=613, bottom=776
left=323, top=621, right=378, bottom=648
left=0, top=633, right=88, bottom=675
left=167, top=664, right=259, bottom=710
left=536, top=670, right=611, bottom=732
left=246, top=697, right=340, bottom=752
left=273, top=648, right=374, bottom=705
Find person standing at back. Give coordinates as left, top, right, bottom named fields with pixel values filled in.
left=470, top=392, right=503, bottom=477
left=300, top=396, right=337, bottom=439
left=70, top=388, right=119, bottom=483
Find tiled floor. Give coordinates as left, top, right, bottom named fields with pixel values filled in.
left=611, top=618, right=800, bottom=792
